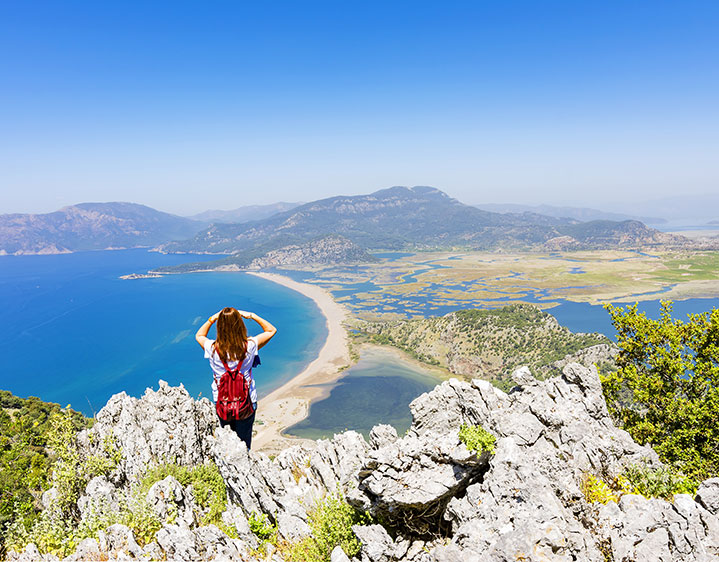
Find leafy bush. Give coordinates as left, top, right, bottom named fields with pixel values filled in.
left=0, top=392, right=90, bottom=554
left=458, top=424, right=496, bottom=454
left=621, top=464, right=696, bottom=500
left=249, top=510, right=277, bottom=544
left=284, top=493, right=370, bottom=562
left=602, top=301, right=719, bottom=483
left=582, top=463, right=697, bottom=506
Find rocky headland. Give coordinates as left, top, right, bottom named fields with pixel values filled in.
left=357, top=305, right=615, bottom=390
left=8, top=361, right=719, bottom=561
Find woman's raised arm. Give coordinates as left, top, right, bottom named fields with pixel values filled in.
left=241, top=311, right=277, bottom=349
left=195, top=311, right=220, bottom=349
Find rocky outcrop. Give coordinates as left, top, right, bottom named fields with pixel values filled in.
left=10, top=363, right=719, bottom=561
left=78, top=380, right=217, bottom=482
left=248, top=234, right=378, bottom=268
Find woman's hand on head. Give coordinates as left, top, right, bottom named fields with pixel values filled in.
left=209, top=312, right=221, bottom=323
left=238, top=310, right=252, bottom=319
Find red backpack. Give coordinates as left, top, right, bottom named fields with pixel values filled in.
left=215, top=355, right=255, bottom=421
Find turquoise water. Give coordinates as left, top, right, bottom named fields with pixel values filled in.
left=286, top=347, right=440, bottom=440
left=0, top=250, right=326, bottom=415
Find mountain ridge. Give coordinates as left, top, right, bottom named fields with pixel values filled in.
left=157, top=186, right=688, bottom=271
left=0, top=202, right=206, bottom=255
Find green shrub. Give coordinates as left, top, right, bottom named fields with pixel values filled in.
left=581, top=463, right=697, bottom=507
left=284, top=493, right=370, bottom=562
left=458, top=424, right=496, bottom=455
left=621, top=464, right=697, bottom=500
left=248, top=511, right=277, bottom=544
left=602, top=301, right=719, bottom=482
left=0, top=393, right=91, bottom=554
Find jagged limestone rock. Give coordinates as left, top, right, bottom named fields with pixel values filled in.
left=369, top=424, right=398, bottom=449
left=146, top=475, right=197, bottom=528
left=77, top=476, right=119, bottom=520
left=63, top=538, right=101, bottom=561
left=696, top=478, right=719, bottom=516
left=595, top=493, right=719, bottom=561
left=330, top=544, right=352, bottom=562
left=349, top=429, right=491, bottom=535
left=18, top=364, right=718, bottom=562
left=79, top=380, right=217, bottom=482
left=97, top=524, right=143, bottom=558
left=352, top=524, right=394, bottom=562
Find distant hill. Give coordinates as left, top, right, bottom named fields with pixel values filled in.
left=188, top=202, right=302, bottom=223
left=476, top=203, right=666, bottom=224
left=157, top=186, right=686, bottom=270
left=606, top=193, right=719, bottom=222
left=0, top=202, right=206, bottom=255
left=159, top=234, right=378, bottom=272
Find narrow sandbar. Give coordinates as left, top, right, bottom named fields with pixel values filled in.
left=246, top=272, right=352, bottom=453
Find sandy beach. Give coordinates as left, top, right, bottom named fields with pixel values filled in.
left=246, top=272, right=353, bottom=453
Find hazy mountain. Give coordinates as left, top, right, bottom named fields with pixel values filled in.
left=605, top=193, right=719, bottom=223
left=188, top=202, right=302, bottom=223
left=157, top=186, right=686, bottom=270
left=0, top=202, right=206, bottom=255
left=476, top=203, right=666, bottom=225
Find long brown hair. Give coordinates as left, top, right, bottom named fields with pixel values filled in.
left=214, top=307, right=248, bottom=363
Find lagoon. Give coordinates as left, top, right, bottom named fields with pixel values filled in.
left=286, top=347, right=440, bottom=440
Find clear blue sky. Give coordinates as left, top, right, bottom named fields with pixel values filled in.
left=1, top=1, right=718, bottom=215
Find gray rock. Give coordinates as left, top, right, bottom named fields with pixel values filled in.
left=77, top=476, right=119, bottom=519
left=62, top=538, right=100, bottom=561
left=353, top=524, right=394, bottom=562
left=44, top=364, right=719, bottom=562
left=594, top=492, right=719, bottom=561
left=331, top=545, right=352, bottom=562
left=369, top=424, right=398, bottom=449
left=97, top=524, right=143, bottom=558
left=352, top=428, right=490, bottom=535
left=155, top=524, right=201, bottom=560
left=510, top=365, right=534, bottom=387
left=221, top=504, right=258, bottom=547
left=146, top=475, right=197, bottom=527
left=194, top=524, right=245, bottom=560
left=697, top=478, right=719, bottom=515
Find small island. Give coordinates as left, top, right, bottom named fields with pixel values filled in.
left=119, top=272, right=164, bottom=280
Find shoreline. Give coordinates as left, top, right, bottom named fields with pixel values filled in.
left=246, top=272, right=353, bottom=453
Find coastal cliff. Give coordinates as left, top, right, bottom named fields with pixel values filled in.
left=7, top=364, right=719, bottom=561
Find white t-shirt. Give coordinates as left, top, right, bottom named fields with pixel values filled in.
left=203, top=337, right=259, bottom=405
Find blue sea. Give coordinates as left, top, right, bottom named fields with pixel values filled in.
left=0, top=249, right=326, bottom=416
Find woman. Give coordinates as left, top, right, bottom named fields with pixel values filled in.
left=195, top=307, right=277, bottom=450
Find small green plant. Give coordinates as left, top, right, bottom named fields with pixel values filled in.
left=621, top=464, right=697, bottom=500
left=283, top=493, right=370, bottom=562
left=248, top=511, right=277, bottom=544
left=581, top=463, right=697, bottom=507
left=458, top=424, right=496, bottom=455
left=581, top=474, right=620, bottom=504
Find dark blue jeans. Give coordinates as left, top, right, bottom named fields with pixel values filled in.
left=219, top=411, right=256, bottom=450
